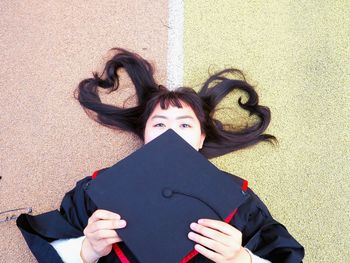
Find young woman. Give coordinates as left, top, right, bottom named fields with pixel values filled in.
left=17, top=48, right=304, bottom=263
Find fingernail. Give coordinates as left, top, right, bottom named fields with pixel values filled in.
left=188, top=232, right=195, bottom=239
left=119, top=220, right=127, bottom=227
left=190, top=222, right=197, bottom=230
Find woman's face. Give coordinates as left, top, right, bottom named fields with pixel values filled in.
left=144, top=102, right=206, bottom=151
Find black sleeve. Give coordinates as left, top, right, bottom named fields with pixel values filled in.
left=16, top=176, right=97, bottom=263
left=231, top=189, right=305, bottom=263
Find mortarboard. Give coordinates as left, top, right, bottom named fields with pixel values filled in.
left=86, top=129, right=249, bottom=263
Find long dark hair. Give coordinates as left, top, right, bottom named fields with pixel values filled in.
left=74, top=48, right=277, bottom=159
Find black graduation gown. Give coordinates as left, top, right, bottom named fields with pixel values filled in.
left=16, top=169, right=304, bottom=263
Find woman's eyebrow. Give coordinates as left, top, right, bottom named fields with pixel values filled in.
left=151, top=115, right=194, bottom=120
left=152, top=115, right=168, bottom=119
left=176, top=115, right=194, bottom=120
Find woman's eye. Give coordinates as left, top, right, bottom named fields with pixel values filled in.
left=180, top=124, right=191, bottom=128
left=154, top=123, right=165, bottom=128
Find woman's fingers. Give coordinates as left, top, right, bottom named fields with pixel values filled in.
left=85, top=209, right=127, bottom=238
left=189, top=222, right=231, bottom=246
left=188, top=231, right=228, bottom=256
left=84, top=209, right=127, bottom=244
left=197, top=219, right=242, bottom=238
left=88, top=209, right=122, bottom=224
left=85, top=229, right=121, bottom=241
left=87, top=218, right=127, bottom=233
left=193, top=243, right=223, bottom=262
left=82, top=209, right=127, bottom=261
left=188, top=219, right=244, bottom=262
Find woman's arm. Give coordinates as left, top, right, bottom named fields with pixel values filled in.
left=80, top=210, right=126, bottom=263
left=51, top=236, right=88, bottom=263
left=245, top=248, right=271, bottom=263
left=189, top=218, right=272, bottom=263
left=17, top=174, right=122, bottom=263
left=49, top=208, right=126, bottom=263
left=16, top=176, right=95, bottom=263
left=232, top=189, right=304, bottom=263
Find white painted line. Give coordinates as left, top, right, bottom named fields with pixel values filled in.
left=167, top=0, right=184, bottom=90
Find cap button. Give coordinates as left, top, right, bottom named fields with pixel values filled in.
left=162, top=188, right=173, bottom=198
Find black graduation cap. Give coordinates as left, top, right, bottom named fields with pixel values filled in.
left=86, top=129, right=249, bottom=263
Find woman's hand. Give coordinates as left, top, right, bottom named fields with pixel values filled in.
left=188, top=219, right=250, bottom=263
left=80, top=209, right=127, bottom=263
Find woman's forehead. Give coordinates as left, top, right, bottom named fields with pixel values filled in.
left=150, top=102, right=197, bottom=118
